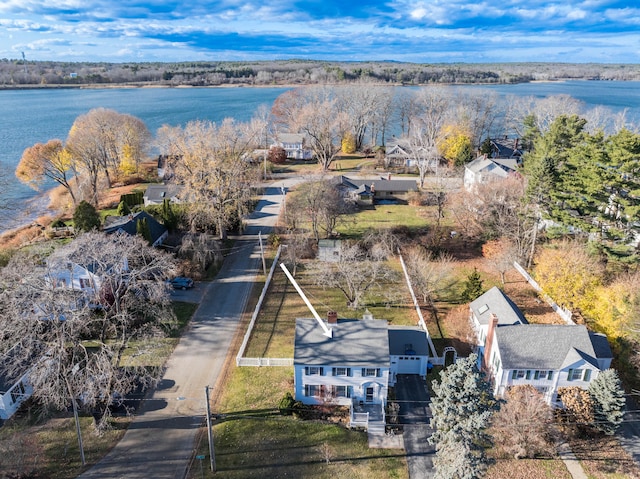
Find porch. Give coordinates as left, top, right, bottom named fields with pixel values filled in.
left=349, top=400, right=385, bottom=430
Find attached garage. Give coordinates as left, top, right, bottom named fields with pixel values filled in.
left=388, top=326, right=430, bottom=385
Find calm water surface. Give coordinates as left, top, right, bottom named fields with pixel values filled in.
left=1, top=81, right=639, bottom=230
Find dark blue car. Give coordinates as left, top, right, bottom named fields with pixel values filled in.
left=169, top=276, right=194, bottom=290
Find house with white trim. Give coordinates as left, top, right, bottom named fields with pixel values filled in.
left=463, top=155, right=519, bottom=190
left=0, top=346, right=35, bottom=421
left=470, top=287, right=613, bottom=405
left=294, top=312, right=429, bottom=430
left=270, top=133, right=313, bottom=160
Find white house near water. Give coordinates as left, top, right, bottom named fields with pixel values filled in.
left=470, top=287, right=613, bottom=406
left=0, top=346, right=35, bottom=421
left=293, top=312, right=430, bottom=430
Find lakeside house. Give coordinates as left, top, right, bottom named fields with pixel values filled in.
left=335, top=175, right=418, bottom=205
left=270, top=133, right=313, bottom=160
left=143, top=184, right=184, bottom=207
left=103, top=211, right=168, bottom=247
left=470, top=287, right=613, bottom=405
left=293, top=312, right=430, bottom=430
left=0, top=345, right=34, bottom=421
left=463, top=155, right=519, bottom=190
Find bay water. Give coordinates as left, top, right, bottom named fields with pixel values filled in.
left=1, top=81, right=639, bottom=231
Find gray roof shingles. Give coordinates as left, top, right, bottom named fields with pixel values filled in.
left=294, top=318, right=390, bottom=367
left=388, top=326, right=430, bottom=356
left=495, top=324, right=609, bottom=370
left=470, top=286, right=527, bottom=326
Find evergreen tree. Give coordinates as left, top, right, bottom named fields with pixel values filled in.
left=461, top=268, right=484, bottom=302
left=73, top=200, right=101, bottom=232
left=116, top=200, right=130, bottom=216
left=161, top=199, right=178, bottom=233
left=589, top=369, right=626, bottom=435
left=136, top=217, right=152, bottom=244
left=429, top=354, right=495, bottom=479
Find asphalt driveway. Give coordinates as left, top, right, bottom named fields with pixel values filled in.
left=395, top=374, right=436, bottom=479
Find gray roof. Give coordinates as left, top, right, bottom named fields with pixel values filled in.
left=470, top=286, right=527, bottom=326
left=388, top=326, right=430, bottom=356
left=143, top=184, right=183, bottom=203
left=495, top=324, right=610, bottom=370
left=340, top=176, right=418, bottom=194
left=103, top=211, right=167, bottom=246
left=294, top=318, right=390, bottom=367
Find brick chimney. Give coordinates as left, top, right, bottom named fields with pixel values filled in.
left=327, top=311, right=338, bottom=324
left=482, top=313, right=499, bottom=373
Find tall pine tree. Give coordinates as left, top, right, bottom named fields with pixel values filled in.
left=429, top=354, right=496, bottom=479
left=589, top=369, right=626, bottom=435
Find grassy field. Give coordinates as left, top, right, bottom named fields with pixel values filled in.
left=336, top=204, right=431, bottom=238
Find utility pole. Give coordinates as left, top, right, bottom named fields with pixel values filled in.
left=258, top=231, right=267, bottom=275
left=205, top=386, right=216, bottom=473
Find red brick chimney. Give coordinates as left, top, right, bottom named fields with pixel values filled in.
left=327, top=311, right=338, bottom=324
left=482, top=313, right=499, bottom=373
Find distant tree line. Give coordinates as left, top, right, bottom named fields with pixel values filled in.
left=1, top=59, right=640, bottom=87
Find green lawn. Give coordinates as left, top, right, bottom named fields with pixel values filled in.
left=336, top=204, right=430, bottom=238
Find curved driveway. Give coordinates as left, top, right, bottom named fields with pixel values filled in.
left=80, top=180, right=295, bottom=479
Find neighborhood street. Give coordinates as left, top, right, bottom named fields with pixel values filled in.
left=79, top=180, right=293, bottom=479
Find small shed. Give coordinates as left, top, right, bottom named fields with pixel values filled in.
left=317, top=239, right=342, bottom=262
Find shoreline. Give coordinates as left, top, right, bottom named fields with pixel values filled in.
left=0, top=78, right=593, bottom=92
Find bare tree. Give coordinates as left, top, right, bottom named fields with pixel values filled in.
left=313, top=242, right=396, bottom=309
left=491, top=385, right=553, bottom=459
left=286, top=178, right=353, bottom=241
left=405, top=245, right=456, bottom=308
left=0, top=232, right=176, bottom=431
left=482, top=238, right=519, bottom=285
left=157, top=118, right=261, bottom=238
left=66, top=108, right=150, bottom=205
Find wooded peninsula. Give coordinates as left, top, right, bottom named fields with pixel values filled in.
left=1, top=59, right=640, bottom=87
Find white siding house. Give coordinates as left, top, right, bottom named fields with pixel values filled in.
left=294, top=314, right=430, bottom=430
left=271, top=133, right=313, bottom=160
left=471, top=288, right=613, bottom=406
left=0, top=346, right=35, bottom=421
left=464, top=155, right=519, bottom=190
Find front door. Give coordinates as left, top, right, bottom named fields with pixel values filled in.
left=365, top=386, right=374, bottom=403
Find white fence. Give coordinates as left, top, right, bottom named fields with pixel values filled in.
left=236, top=245, right=295, bottom=367
left=398, top=253, right=440, bottom=363
left=236, top=357, right=293, bottom=367
left=513, top=261, right=574, bottom=325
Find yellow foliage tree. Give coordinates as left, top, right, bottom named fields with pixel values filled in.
left=341, top=131, right=356, bottom=154
left=583, top=273, right=640, bottom=339
left=119, top=144, right=138, bottom=176
left=533, top=242, right=603, bottom=312
left=437, top=124, right=473, bottom=167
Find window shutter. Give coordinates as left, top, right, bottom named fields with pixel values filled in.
left=304, top=385, right=309, bottom=396
left=347, top=368, right=352, bottom=377
left=511, top=370, right=517, bottom=380
left=377, top=368, right=381, bottom=377
left=332, top=367, right=336, bottom=376
left=320, top=367, right=325, bottom=376
left=548, top=371, right=553, bottom=380
left=568, top=369, right=574, bottom=381
left=526, top=370, right=532, bottom=380
left=534, top=371, right=540, bottom=380
left=361, top=368, right=366, bottom=376
left=583, top=369, right=591, bottom=382
left=347, top=386, right=352, bottom=398
left=305, top=367, right=309, bottom=376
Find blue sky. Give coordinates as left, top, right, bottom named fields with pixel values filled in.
left=1, top=0, right=639, bottom=63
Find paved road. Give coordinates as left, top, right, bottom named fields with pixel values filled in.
left=617, top=397, right=640, bottom=467
left=79, top=181, right=294, bottom=479
left=395, top=374, right=436, bottom=479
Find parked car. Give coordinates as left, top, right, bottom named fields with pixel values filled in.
left=169, top=276, right=194, bottom=290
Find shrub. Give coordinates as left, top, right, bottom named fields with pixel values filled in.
left=278, top=392, right=296, bottom=416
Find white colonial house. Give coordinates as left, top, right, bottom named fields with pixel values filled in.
left=0, top=346, right=34, bottom=421
left=270, top=133, right=313, bottom=160
left=470, top=287, right=613, bottom=406
left=46, top=260, right=103, bottom=297
left=294, top=312, right=429, bottom=430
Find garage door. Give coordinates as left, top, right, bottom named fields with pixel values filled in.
left=394, top=356, right=422, bottom=374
